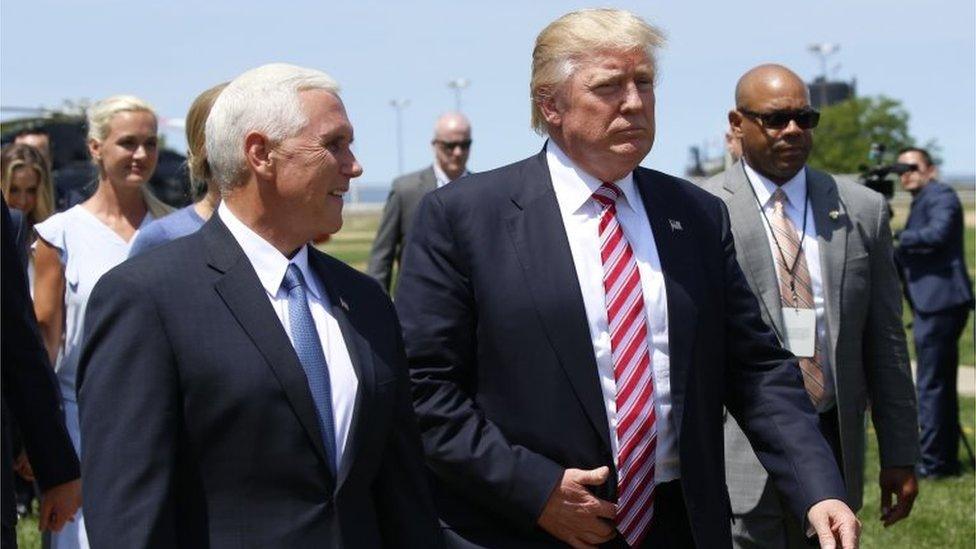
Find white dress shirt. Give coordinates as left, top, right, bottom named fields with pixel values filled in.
left=546, top=141, right=678, bottom=482
left=218, top=203, right=360, bottom=460
left=742, top=162, right=835, bottom=411
left=433, top=161, right=469, bottom=188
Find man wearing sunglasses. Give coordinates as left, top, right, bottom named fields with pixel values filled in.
left=895, top=147, right=973, bottom=480
left=704, top=64, right=919, bottom=548
left=367, top=112, right=473, bottom=293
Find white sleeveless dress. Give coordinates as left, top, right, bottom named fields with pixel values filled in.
left=33, top=205, right=153, bottom=549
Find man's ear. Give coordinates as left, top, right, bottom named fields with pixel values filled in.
left=728, top=110, right=744, bottom=138
left=538, top=89, right=563, bottom=128
left=244, top=131, right=274, bottom=182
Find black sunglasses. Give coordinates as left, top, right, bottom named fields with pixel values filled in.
left=738, top=108, right=820, bottom=130
left=433, top=139, right=473, bottom=151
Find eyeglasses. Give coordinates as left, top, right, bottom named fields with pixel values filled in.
left=737, top=108, right=820, bottom=130
left=433, top=140, right=472, bottom=151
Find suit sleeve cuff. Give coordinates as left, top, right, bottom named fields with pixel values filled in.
left=509, top=448, right=565, bottom=529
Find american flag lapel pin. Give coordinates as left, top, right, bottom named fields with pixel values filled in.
left=669, top=219, right=683, bottom=232
left=339, top=297, right=350, bottom=311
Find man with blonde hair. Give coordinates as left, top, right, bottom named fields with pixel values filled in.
left=78, top=63, right=440, bottom=547
left=397, top=9, right=858, bottom=548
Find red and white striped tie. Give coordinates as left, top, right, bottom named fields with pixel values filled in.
left=593, top=183, right=656, bottom=548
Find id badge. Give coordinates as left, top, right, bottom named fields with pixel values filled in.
left=782, top=308, right=816, bottom=357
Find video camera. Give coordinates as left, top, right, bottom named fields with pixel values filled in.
left=858, top=143, right=917, bottom=200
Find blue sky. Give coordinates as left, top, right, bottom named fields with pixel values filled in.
left=3, top=0, right=973, bottom=184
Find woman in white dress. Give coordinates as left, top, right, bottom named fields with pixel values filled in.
left=32, top=95, right=171, bottom=548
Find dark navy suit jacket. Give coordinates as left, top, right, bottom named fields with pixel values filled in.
left=1, top=199, right=79, bottom=531
left=395, top=151, right=846, bottom=548
left=77, top=216, right=441, bottom=548
left=896, top=181, right=974, bottom=314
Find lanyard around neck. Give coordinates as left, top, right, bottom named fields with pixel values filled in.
left=744, top=164, right=810, bottom=306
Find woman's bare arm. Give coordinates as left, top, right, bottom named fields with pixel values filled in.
left=33, top=238, right=64, bottom=366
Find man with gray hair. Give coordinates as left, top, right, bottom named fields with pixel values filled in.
left=367, top=111, right=472, bottom=293
left=77, top=63, right=440, bottom=548
left=396, top=9, right=859, bottom=548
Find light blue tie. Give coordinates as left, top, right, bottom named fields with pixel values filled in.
left=282, top=264, right=338, bottom=474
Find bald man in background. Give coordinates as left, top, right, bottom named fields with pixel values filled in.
left=367, top=112, right=472, bottom=293
left=704, top=64, right=919, bottom=548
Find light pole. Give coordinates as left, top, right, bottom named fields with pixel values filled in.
left=446, top=78, right=470, bottom=112
left=807, top=42, right=839, bottom=108
left=389, top=99, right=410, bottom=175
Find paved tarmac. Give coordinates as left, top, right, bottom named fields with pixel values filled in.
left=959, top=366, right=975, bottom=396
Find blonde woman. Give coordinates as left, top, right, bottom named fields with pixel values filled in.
left=33, top=94, right=170, bottom=549
left=2, top=143, right=55, bottom=290
left=1, top=143, right=54, bottom=228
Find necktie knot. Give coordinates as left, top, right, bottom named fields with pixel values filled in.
left=593, top=182, right=623, bottom=209
left=282, top=264, right=306, bottom=292
left=771, top=188, right=789, bottom=213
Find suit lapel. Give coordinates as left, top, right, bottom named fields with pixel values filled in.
left=723, top=163, right=786, bottom=338
left=203, top=218, right=335, bottom=485
left=505, top=151, right=612, bottom=452
left=807, top=169, right=846, bottom=366
left=306, top=251, right=375, bottom=494
left=420, top=166, right=438, bottom=193
left=633, top=170, right=698, bottom=433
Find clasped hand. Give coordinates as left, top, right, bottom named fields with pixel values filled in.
left=537, top=466, right=617, bottom=549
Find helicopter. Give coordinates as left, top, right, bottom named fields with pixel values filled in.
left=1, top=101, right=193, bottom=211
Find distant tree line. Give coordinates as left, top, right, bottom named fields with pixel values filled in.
left=808, top=95, right=939, bottom=175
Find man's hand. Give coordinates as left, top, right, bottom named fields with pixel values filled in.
left=38, top=479, right=81, bottom=532
left=807, top=498, right=860, bottom=549
left=537, top=466, right=617, bottom=548
left=879, top=466, right=918, bottom=527
left=13, top=450, right=35, bottom=482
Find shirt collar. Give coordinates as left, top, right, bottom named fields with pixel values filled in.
left=742, top=161, right=807, bottom=210
left=545, top=139, right=640, bottom=217
left=217, top=202, right=323, bottom=300
left=433, top=161, right=468, bottom=188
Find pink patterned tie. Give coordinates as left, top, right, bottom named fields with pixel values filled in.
left=769, top=188, right=826, bottom=408
left=593, top=183, right=656, bottom=547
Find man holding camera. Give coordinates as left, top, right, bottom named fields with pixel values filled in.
left=704, top=64, right=919, bottom=548
left=896, top=147, right=974, bottom=479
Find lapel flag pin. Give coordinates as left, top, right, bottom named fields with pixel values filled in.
left=339, top=297, right=350, bottom=311
left=669, top=219, right=683, bottom=231
left=828, top=210, right=840, bottom=220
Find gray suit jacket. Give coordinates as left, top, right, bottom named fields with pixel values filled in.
left=367, top=166, right=437, bottom=293
left=703, top=161, right=918, bottom=513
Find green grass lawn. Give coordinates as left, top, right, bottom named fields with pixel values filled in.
left=15, top=512, right=39, bottom=548
left=860, top=397, right=975, bottom=548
